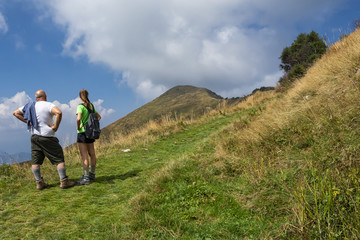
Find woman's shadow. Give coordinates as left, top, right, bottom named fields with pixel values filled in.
left=95, top=169, right=142, bottom=184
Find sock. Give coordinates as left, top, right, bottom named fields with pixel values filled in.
left=57, top=167, right=67, bottom=180
left=32, top=168, right=42, bottom=181
left=90, top=165, right=96, bottom=174
left=83, top=167, right=89, bottom=176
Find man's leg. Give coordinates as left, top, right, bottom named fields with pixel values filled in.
left=32, top=165, right=42, bottom=181
left=32, top=164, right=48, bottom=190
left=56, top=162, right=75, bottom=189
left=56, top=162, right=67, bottom=180
left=31, top=135, right=48, bottom=190
left=39, top=136, right=75, bottom=189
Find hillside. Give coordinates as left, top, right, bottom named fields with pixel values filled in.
left=101, top=85, right=225, bottom=138
left=1, top=29, right=360, bottom=239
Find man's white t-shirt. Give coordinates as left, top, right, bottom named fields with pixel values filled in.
left=20, top=101, right=56, bottom=137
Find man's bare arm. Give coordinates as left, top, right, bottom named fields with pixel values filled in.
left=51, top=106, right=62, bottom=132
left=13, top=109, right=27, bottom=123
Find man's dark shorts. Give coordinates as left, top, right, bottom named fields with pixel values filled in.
left=77, top=132, right=95, bottom=144
left=31, top=135, right=64, bottom=165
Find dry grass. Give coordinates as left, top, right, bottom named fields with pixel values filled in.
left=224, top=28, right=360, bottom=149
left=211, top=29, right=360, bottom=238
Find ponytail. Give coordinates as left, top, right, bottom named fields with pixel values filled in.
left=79, top=89, right=91, bottom=109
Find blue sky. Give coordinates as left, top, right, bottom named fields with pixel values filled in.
left=0, top=0, right=359, bottom=154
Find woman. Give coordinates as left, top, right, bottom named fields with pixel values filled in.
left=76, top=89, right=101, bottom=185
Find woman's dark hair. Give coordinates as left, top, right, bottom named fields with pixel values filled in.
left=79, top=89, right=91, bottom=108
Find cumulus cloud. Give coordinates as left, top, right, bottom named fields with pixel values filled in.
left=0, top=92, right=32, bottom=129
left=0, top=12, right=8, bottom=34
left=92, top=99, right=116, bottom=117
left=37, top=0, right=341, bottom=100
left=1, top=92, right=114, bottom=153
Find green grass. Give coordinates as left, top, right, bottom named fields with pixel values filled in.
left=1, top=110, right=266, bottom=239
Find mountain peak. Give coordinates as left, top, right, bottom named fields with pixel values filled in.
left=101, top=85, right=224, bottom=137
left=161, top=85, right=223, bottom=100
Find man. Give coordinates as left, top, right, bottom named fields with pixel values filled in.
left=13, top=90, right=75, bottom=190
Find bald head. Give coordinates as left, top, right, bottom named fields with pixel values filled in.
left=35, top=90, right=47, bottom=101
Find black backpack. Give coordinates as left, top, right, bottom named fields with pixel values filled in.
left=81, top=103, right=101, bottom=139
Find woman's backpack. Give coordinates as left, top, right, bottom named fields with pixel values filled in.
left=82, top=103, right=101, bottom=139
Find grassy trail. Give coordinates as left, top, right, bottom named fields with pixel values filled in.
left=1, top=112, right=240, bottom=239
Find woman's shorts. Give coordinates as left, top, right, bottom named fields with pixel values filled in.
left=77, top=132, right=95, bottom=143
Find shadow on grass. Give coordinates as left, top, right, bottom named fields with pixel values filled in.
left=95, top=169, right=142, bottom=184
left=36, top=170, right=142, bottom=189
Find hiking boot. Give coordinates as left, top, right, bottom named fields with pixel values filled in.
left=60, top=176, right=75, bottom=189
left=76, top=175, right=91, bottom=185
left=89, top=172, right=95, bottom=182
left=36, top=177, right=48, bottom=190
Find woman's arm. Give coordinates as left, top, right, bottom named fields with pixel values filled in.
left=77, top=113, right=82, bottom=130
left=96, top=112, right=101, bottom=121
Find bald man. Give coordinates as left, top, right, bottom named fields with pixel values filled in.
left=13, top=90, right=75, bottom=190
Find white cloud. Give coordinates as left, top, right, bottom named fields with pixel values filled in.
left=0, top=91, right=31, bottom=127
left=1, top=92, right=114, bottom=153
left=92, top=99, right=116, bottom=117
left=121, top=71, right=167, bottom=101
left=52, top=98, right=81, bottom=124
left=0, top=12, right=8, bottom=34
left=37, top=0, right=341, bottom=98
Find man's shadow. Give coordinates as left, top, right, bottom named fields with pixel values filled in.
left=45, top=170, right=142, bottom=188
left=95, top=169, right=142, bottom=184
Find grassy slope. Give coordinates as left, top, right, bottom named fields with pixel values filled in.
left=117, top=29, right=360, bottom=239
left=210, top=30, right=360, bottom=238
left=1, top=110, right=260, bottom=239
left=1, top=29, right=360, bottom=239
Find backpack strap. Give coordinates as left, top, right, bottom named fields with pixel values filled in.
left=81, top=103, right=94, bottom=113
left=80, top=103, right=95, bottom=128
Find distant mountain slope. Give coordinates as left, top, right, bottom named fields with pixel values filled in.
left=101, top=85, right=224, bottom=137
left=0, top=151, right=31, bottom=164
